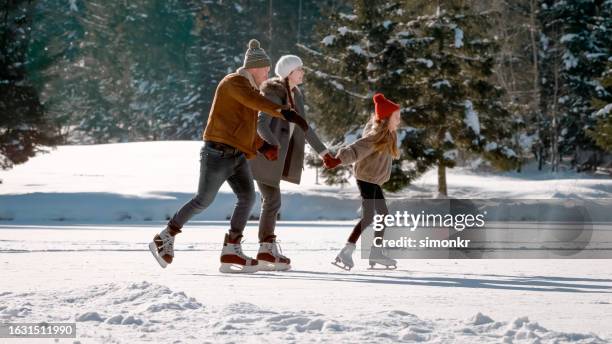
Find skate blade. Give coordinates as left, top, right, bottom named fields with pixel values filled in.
left=368, top=262, right=397, bottom=270
left=148, top=242, right=167, bottom=269
left=331, top=261, right=352, bottom=271
left=258, top=261, right=291, bottom=271
left=219, top=263, right=259, bottom=274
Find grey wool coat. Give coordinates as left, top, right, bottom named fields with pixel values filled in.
left=249, top=77, right=328, bottom=187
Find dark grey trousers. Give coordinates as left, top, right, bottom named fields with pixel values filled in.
left=256, top=181, right=282, bottom=242
left=168, top=142, right=256, bottom=236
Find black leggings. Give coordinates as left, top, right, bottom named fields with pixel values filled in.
left=347, top=180, right=389, bottom=244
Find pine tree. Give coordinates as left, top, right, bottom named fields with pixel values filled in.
left=399, top=1, right=519, bottom=196
left=588, top=60, right=612, bottom=151
left=539, top=0, right=612, bottom=170
left=0, top=0, right=60, bottom=169
left=304, top=0, right=518, bottom=195
left=300, top=0, right=423, bottom=192
left=20, top=0, right=329, bottom=144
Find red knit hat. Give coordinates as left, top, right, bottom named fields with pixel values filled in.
left=373, top=93, right=400, bottom=120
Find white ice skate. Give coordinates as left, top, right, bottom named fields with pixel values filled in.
left=219, top=234, right=259, bottom=273
left=149, top=226, right=177, bottom=268
left=332, top=242, right=356, bottom=271
left=257, top=240, right=291, bottom=271
left=368, top=245, right=397, bottom=270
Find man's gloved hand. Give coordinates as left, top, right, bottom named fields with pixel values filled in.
left=258, top=141, right=279, bottom=161
left=323, top=153, right=342, bottom=169
left=280, top=109, right=309, bottom=132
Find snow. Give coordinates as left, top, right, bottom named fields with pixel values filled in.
left=464, top=100, right=481, bottom=136
left=444, top=131, right=454, bottom=143
left=443, top=149, right=457, bottom=160
left=337, top=26, right=356, bottom=36
left=1, top=142, right=612, bottom=342
left=1, top=141, right=612, bottom=220
left=518, top=133, right=537, bottom=151
left=502, top=146, right=517, bottom=158
left=560, top=33, right=578, bottom=43
left=339, top=13, right=357, bottom=21
left=563, top=51, right=579, bottom=70
left=416, top=58, right=434, bottom=68
left=1, top=226, right=611, bottom=343
left=595, top=103, right=612, bottom=117
left=347, top=44, right=367, bottom=56
left=321, top=35, right=335, bottom=46
left=454, top=28, right=464, bottom=48
left=433, top=80, right=451, bottom=89
left=69, top=0, right=78, bottom=12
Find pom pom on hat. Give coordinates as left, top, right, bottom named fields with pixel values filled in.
left=373, top=93, right=400, bottom=120
left=248, top=39, right=261, bottom=49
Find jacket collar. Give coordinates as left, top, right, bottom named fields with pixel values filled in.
left=236, top=67, right=259, bottom=90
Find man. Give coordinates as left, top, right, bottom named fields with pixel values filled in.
left=149, top=39, right=308, bottom=273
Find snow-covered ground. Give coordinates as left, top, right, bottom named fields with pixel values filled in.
left=1, top=141, right=611, bottom=343
left=1, top=141, right=611, bottom=223
left=1, top=224, right=611, bottom=343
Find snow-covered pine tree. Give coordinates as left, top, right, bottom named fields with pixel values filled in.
left=0, top=0, right=60, bottom=169
left=539, top=0, right=612, bottom=170
left=588, top=60, right=612, bottom=151
left=301, top=0, right=426, bottom=191
left=397, top=1, right=519, bottom=196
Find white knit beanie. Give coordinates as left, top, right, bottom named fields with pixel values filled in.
left=275, top=55, right=303, bottom=78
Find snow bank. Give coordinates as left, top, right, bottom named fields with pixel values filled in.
left=1, top=141, right=611, bottom=223
left=0, top=281, right=604, bottom=343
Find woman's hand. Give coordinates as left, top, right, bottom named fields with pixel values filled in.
left=323, top=153, right=341, bottom=169
left=258, top=141, right=279, bottom=161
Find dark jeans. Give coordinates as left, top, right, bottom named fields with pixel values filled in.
left=347, top=179, right=389, bottom=244
left=168, top=142, right=256, bottom=237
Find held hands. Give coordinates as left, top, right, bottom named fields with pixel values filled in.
left=258, top=141, right=279, bottom=161
left=280, top=109, right=309, bottom=132
left=323, top=153, right=342, bottom=169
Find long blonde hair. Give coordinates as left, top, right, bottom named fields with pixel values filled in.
left=364, top=114, right=400, bottom=159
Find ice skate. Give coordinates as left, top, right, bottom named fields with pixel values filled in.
left=257, top=236, right=291, bottom=271
left=332, top=242, right=355, bottom=271
left=219, top=233, right=259, bottom=273
left=149, top=226, right=180, bottom=268
left=368, top=245, right=397, bottom=270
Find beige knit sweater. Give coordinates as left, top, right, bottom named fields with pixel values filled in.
left=336, top=122, right=394, bottom=186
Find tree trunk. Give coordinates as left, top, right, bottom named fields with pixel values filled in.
left=529, top=0, right=543, bottom=171
left=268, top=0, right=273, bottom=58
left=438, top=163, right=447, bottom=197
left=551, top=30, right=561, bottom=173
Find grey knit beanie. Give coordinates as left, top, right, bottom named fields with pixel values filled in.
left=243, top=39, right=271, bottom=69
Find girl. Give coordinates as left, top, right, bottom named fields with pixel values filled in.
left=325, top=93, right=401, bottom=270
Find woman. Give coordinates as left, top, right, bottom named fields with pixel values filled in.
left=249, top=55, right=333, bottom=271
left=325, top=93, right=401, bottom=271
